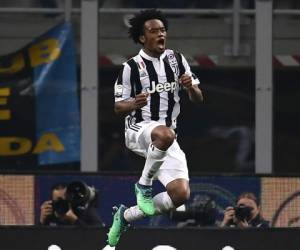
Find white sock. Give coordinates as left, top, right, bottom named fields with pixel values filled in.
left=124, top=191, right=175, bottom=222
left=139, top=144, right=167, bottom=186
left=152, top=191, right=175, bottom=214
left=123, top=205, right=145, bottom=222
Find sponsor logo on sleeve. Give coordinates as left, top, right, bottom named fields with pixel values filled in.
left=114, top=84, right=123, bottom=97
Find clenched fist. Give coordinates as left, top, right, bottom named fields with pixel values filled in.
left=179, top=74, right=193, bottom=89
left=134, top=92, right=149, bottom=109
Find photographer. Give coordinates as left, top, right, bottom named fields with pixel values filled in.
left=220, top=192, right=269, bottom=228
left=39, top=182, right=104, bottom=227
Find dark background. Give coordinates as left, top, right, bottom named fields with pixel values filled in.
left=99, top=67, right=300, bottom=174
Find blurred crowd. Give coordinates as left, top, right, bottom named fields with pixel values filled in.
left=1, top=0, right=300, bottom=9
left=99, top=0, right=300, bottom=9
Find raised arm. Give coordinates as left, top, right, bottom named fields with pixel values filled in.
left=115, top=93, right=148, bottom=117
left=179, top=53, right=204, bottom=103
left=180, top=74, right=203, bottom=103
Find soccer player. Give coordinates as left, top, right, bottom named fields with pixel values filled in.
left=108, top=9, right=203, bottom=246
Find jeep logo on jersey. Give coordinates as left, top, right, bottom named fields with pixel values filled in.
left=147, top=81, right=177, bottom=94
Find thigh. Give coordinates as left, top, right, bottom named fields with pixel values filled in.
left=156, top=140, right=189, bottom=187
left=124, top=118, right=162, bottom=157
left=156, top=169, right=189, bottom=187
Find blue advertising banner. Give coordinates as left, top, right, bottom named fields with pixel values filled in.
left=0, top=22, right=80, bottom=170
left=35, top=175, right=261, bottom=227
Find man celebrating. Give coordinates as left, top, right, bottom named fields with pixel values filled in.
left=108, top=9, right=203, bottom=246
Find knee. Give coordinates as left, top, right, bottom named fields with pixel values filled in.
left=167, top=184, right=190, bottom=208
left=151, top=126, right=175, bottom=151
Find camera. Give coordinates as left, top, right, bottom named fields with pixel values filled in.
left=52, top=181, right=97, bottom=216
left=170, top=195, right=217, bottom=226
left=52, top=198, right=69, bottom=216
left=234, top=204, right=253, bottom=221
left=66, top=181, right=97, bottom=213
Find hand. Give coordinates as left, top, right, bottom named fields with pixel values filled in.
left=40, top=200, right=53, bottom=224
left=61, top=208, right=78, bottom=224
left=179, top=74, right=193, bottom=90
left=220, top=206, right=235, bottom=227
left=236, top=219, right=250, bottom=228
left=134, top=92, right=148, bottom=109
left=114, top=93, right=149, bottom=116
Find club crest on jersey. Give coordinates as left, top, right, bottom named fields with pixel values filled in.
left=167, top=53, right=179, bottom=76
left=147, top=81, right=177, bottom=94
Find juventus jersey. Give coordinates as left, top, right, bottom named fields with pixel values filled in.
left=114, top=49, right=200, bottom=129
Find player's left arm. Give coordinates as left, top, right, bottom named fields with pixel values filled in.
left=179, top=54, right=203, bottom=103
left=180, top=73, right=203, bottom=103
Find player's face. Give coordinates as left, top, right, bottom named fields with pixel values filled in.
left=140, top=19, right=167, bottom=57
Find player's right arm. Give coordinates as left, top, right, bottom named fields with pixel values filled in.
left=114, top=63, right=148, bottom=117
left=115, top=93, right=148, bottom=116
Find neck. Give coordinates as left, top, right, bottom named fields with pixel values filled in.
left=143, top=48, right=162, bottom=58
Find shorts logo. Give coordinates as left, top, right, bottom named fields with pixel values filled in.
left=147, top=81, right=177, bottom=94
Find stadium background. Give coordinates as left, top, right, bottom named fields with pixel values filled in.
left=0, top=0, right=300, bottom=249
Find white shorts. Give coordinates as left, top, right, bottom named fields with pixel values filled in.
left=125, top=118, right=189, bottom=187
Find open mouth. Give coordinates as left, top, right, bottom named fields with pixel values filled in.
left=157, top=38, right=165, bottom=49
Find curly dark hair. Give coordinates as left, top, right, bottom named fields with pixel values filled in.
left=128, top=9, right=168, bottom=44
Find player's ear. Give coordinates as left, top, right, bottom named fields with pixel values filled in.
left=139, top=35, right=145, bottom=44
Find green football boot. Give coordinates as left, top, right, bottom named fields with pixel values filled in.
left=135, top=183, right=155, bottom=216
left=107, top=204, right=129, bottom=247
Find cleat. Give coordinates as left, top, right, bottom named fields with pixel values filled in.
left=107, top=204, right=129, bottom=247
left=135, top=183, right=155, bottom=216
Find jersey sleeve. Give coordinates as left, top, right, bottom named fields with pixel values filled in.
left=114, top=63, right=132, bottom=102
left=181, top=54, right=200, bottom=86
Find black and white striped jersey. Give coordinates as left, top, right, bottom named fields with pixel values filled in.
left=114, top=49, right=200, bottom=129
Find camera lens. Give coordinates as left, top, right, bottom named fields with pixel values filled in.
left=52, top=198, right=69, bottom=216
left=234, top=205, right=253, bottom=221
left=66, top=181, right=90, bottom=206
